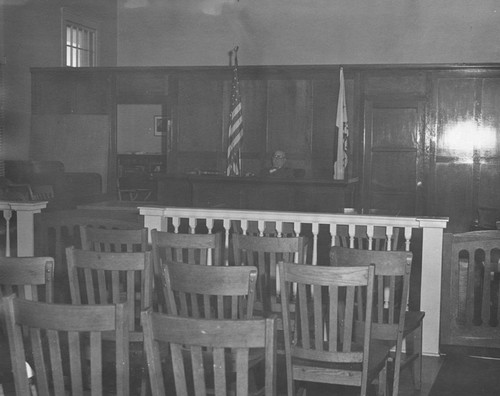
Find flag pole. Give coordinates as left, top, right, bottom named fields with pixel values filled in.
left=233, top=47, right=242, bottom=176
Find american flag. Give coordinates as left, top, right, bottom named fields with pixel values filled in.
left=334, top=67, right=349, bottom=180
left=226, top=48, right=243, bottom=176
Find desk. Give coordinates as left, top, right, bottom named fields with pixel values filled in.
left=157, top=174, right=357, bottom=213
left=77, top=200, right=162, bottom=213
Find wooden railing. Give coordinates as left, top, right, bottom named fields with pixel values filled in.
left=140, top=206, right=448, bottom=356
left=0, top=201, right=48, bottom=257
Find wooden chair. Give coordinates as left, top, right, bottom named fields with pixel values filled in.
left=232, top=234, right=306, bottom=317
left=35, top=209, right=143, bottom=302
left=330, top=246, right=414, bottom=396
left=151, top=229, right=223, bottom=312
left=278, top=262, right=389, bottom=396
left=80, top=225, right=148, bottom=253
left=141, top=310, right=277, bottom=396
left=66, top=247, right=152, bottom=394
left=151, top=229, right=223, bottom=266
left=2, top=295, right=129, bottom=396
left=163, top=260, right=258, bottom=319
left=66, top=247, right=152, bottom=340
left=0, top=257, right=55, bottom=394
left=0, top=256, right=54, bottom=303
left=441, top=230, right=500, bottom=350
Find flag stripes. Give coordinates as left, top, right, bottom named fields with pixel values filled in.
left=334, top=67, right=349, bottom=180
left=226, top=51, right=243, bottom=176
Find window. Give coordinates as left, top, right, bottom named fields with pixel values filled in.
left=62, top=9, right=98, bottom=67
left=65, top=22, right=96, bottom=67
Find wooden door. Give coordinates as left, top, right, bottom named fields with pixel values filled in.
left=363, top=98, right=426, bottom=216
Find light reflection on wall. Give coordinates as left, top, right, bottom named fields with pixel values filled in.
left=441, top=120, right=496, bottom=163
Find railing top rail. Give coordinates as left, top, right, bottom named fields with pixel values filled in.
left=0, top=201, right=48, bottom=211
left=139, top=206, right=448, bottom=229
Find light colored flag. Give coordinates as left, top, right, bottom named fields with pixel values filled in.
left=334, top=67, right=349, bottom=180
left=226, top=48, right=243, bottom=176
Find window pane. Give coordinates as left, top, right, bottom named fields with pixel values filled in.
left=65, top=22, right=96, bottom=67
left=66, top=26, right=72, bottom=46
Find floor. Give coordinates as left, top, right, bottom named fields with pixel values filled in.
left=0, top=350, right=443, bottom=396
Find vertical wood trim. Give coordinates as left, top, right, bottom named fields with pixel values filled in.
left=169, top=76, right=179, bottom=173
left=108, top=72, right=117, bottom=195
left=420, top=225, right=444, bottom=356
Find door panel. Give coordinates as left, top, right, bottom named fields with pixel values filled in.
left=364, top=99, right=425, bottom=216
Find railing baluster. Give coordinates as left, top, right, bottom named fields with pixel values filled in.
left=3, top=209, right=11, bottom=257
left=277, top=221, right=283, bottom=237
left=366, top=225, right=374, bottom=250
left=311, top=222, right=319, bottom=266
left=206, top=218, right=214, bottom=234
left=223, top=218, right=231, bottom=265
left=348, top=223, right=355, bottom=249
left=386, top=226, right=394, bottom=251
left=258, top=220, right=264, bottom=236
left=189, top=217, right=196, bottom=234
left=172, top=216, right=180, bottom=233
left=404, top=226, right=412, bottom=251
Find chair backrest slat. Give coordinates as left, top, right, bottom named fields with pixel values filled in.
left=0, top=257, right=54, bottom=304
left=141, top=310, right=276, bottom=396
left=80, top=225, right=148, bottom=253
left=163, top=260, right=257, bottom=320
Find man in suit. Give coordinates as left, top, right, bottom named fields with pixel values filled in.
left=261, top=150, right=294, bottom=178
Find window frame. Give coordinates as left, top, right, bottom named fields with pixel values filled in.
left=61, top=9, right=98, bottom=67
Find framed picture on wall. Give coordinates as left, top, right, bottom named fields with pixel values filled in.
left=154, top=116, right=170, bottom=136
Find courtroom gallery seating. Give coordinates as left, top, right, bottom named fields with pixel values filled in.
left=66, top=247, right=152, bottom=394
left=2, top=295, right=129, bottom=396
left=34, top=209, right=144, bottom=302
left=330, top=246, right=415, bottom=396
left=278, top=262, right=390, bottom=396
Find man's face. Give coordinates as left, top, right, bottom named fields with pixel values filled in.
left=272, top=151, right=286, bottom=169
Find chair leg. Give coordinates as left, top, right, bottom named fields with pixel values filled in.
left=412, top=324, right=423, bottom=390
left=404, top=326, right=423, bottom=391
left=377, top=360, right=388, bottom=396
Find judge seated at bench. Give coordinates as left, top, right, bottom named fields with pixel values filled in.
left=260, top=150, right=295, bottom=178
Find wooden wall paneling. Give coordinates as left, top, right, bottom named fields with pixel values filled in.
left=364, top=72, right=427, bottom=97
left=475, top=77, right=500, bottom=227
left=435, top=76, right=477, bottom=231
left=115, top=71, right=169, bottom=104
left=422, top=71, right=435, bottom=218
left=363, top=97, right=423, bottom=215
left=32, top=71, right=74, bottom=114
left=74, top=72, right=110, bottom=114
left=266, top=79, right=313, bottom=175
left=108, top=73, right=117, bottom=196
left=167, top=75, right=179, bottom=173
left=311, top=77, right=336, bottom=179
left=239, top=79, right=268, bottom=175
left=176, top=76, right=223, bottom=173
left=435, top=162, right=473, bottom=233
